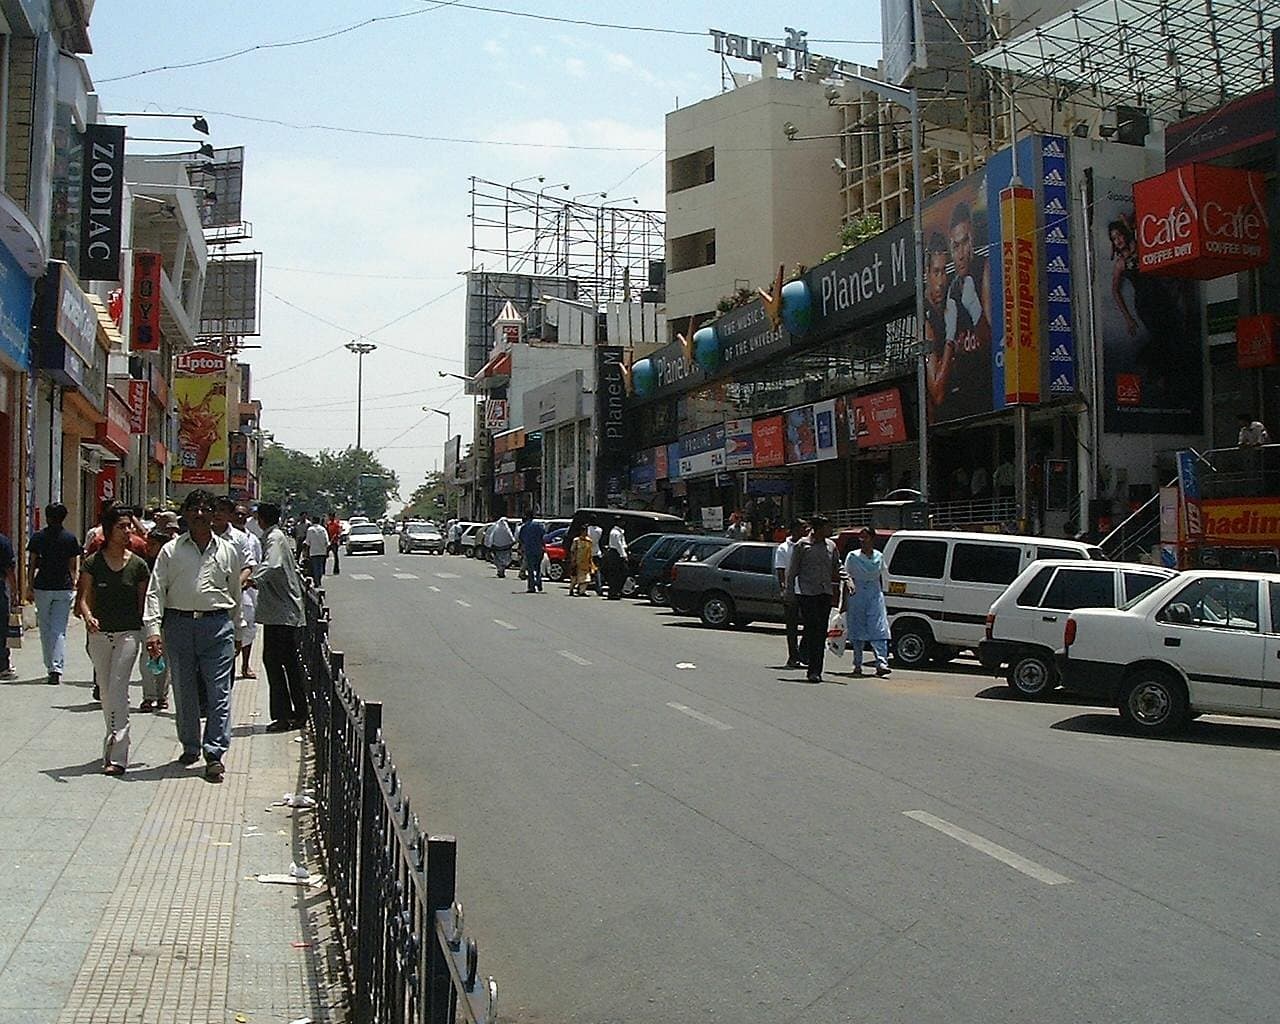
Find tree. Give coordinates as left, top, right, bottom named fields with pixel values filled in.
left=403, top=470, right=450, bottom=520
left=260, top=444, right=399, bottom=518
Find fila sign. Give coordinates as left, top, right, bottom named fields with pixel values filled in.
left=1133, top=164, right=1270, bottom=279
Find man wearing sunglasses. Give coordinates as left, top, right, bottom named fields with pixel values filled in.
left=143, top=489, right=244, bottom=783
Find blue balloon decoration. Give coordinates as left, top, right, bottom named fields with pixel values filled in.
left=781, top=279, right=813, bottom=336
left=630, top=358, right=654, bottom=397
left=693, top=326, right=720, bottom=372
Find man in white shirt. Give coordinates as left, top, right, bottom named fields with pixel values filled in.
left=587, top=523, right=603, bottom=595
left=144, top=489, right=244, bottom=782
left=774, top=519, right=808, bottom=669
left=222, top=500, right=264, bottom=679
left=305, top=516, right=330, bottom=586
left=602, top=520, right=629, bottom=600
left=1238, top=413, right=1270, bottom=447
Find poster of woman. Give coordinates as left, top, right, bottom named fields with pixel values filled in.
left=785, top=405, right=817, bottom=463
left=1092, top=177, right=1202, bottom=434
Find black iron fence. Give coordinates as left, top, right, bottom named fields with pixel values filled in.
left=302, top=584, right=499, bottom=1024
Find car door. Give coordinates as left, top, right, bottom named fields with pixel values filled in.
left=732, top=545, right=782, bottom=616
left=1151, top=576, right=1265, bottom=712
left=712, top=547, right=763, bottom=614
left=1032, top=566, right=1119, bottom=650
left=1262, top=582, right=1280, bottom=711
left=944, top=542, right=1024, bottom=648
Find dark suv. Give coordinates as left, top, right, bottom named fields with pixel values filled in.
left=668, top=542, right=785, bottom=628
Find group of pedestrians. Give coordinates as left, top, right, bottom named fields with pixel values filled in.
left=15, top=490, right=311, bottom=782
left=483, top=512, right=547, bottom=591
left=470, top=513, right=631, bottom=599
left=780, top=516, right=890, bottom=683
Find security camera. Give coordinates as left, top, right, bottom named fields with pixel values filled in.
left=832, top=157, right=847, bottom=173
left=783, top=122, right=798, bottom=140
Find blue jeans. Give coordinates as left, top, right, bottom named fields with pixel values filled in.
left=34, top=589, right=74, bottom=674
left=309, top=555, right=326, bottom=586
left=525, top=552, right=542, bottom=591
left=162, top=611, right=236, bottom=763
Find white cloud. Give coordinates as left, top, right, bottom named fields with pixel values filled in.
left=481, top=38, right=504, bottom=57
left=563, top=56, right=587, bottom=78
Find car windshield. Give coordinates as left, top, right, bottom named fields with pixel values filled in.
left=351, top=525, right=380, bottom=536
left=409, top=525, right=436, bottom=535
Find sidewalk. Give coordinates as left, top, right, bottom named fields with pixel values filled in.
left=0, top=617, right=349, bottom=1023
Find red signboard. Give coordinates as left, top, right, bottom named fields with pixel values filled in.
left=1116, top=373, right=1143, bottom=407
left=1133, top=164, right=1270, bottom=279
left=752, top=415, right=785, bottom=467
left=125, top=379, right=149, bottom=433
left=131, top=251, right=163, bottom=351
left=95, top=466, right=118, bottom=510
left=849, top=388, right=908, bottom=449
left=96, top=388, right=132, bottom=456
left=1237, top=314, right=1280, bottom=369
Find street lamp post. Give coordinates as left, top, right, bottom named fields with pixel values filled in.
left=425, top=405, right=455, bottom=518
left=346, top=342, right=377, bottom=449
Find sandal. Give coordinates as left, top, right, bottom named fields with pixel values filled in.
left=156, top=700, right=169, bottom=711
left=139, top=699, right=156, bottom=713
left=103, top=764, right=125, bottom=776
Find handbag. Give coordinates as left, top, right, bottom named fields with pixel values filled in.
left=7, top=610, right=22, bottom=649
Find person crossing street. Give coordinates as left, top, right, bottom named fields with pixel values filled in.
left=785, top=514, right=840, bottom=683
left=517, top=512, right=545, bottom=592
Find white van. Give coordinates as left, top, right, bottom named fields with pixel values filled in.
left=881, top=530, right=1105, bottom=668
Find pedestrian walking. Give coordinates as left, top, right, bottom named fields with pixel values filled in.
left=76, top=505, right=150, bottom=775
left=305, top=516, right=329, bottom=586
left=143, top=489, right=243, bottom=782
left=843, top=527, right=890, bottom=677
left=490, top=516, right=516, bottom=577
left=252, top=502, right=309, bottom=733
left=326, top=512, right=342, bottom=574
left=785, top=514, right=840, bottom=683
left=601, top=519, right=629, bottom=600
left=726, top=510, right=749, bottom=541
left=26, top=502, right=80, bottom=685
left=587, top=522, right=603, bottom=595
left=0, top=525, right=18, bottom=681
left=775, top=519, right=808, bottom=669
left=229, top=503, right=263, bottom=679
left=517, top=512, right=546, bottom=592
left=138, top=526, right=173, bottom=712
left=293, top=514, right=310, bottom=561
left=567, top=524, right=594, bottom=596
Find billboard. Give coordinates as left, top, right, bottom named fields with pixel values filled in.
left=173, top=348, right=228, bottom=485
left=131, top=251, right=162, bottom=351
left=181, top=146, right=244, bottom=230
left=79, top=124, right=125, bottom=281
left=484, top=399, right=510, bottom=432
left=724, top=418, right=754, bottom=469
left=849, top=388, right=908, bottom=448
left=464, top=271, right=577, bottom=381
left=785, top=405, right=817, bottom=464
left=752, top=416, right=785, bottom=467
left=922, top=133, right=1074, bottom=424
left=200, top=254, right=259, bottom=337
left=1092, top=177, right=1202, bottom=434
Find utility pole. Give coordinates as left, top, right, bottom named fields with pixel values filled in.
left=345, top=342, right=377, bottom=449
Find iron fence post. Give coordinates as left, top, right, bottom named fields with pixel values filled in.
left=426, top=834, right=458, bottom=1024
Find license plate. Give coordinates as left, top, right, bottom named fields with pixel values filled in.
left=888, top=581, right=906, bottom=595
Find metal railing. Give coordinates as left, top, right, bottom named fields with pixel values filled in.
left=303, top=585, right=499, bottom=1024
left=1099, top=490, right=1162, bottom=562
left=928, top=497, right=1017, bottom=528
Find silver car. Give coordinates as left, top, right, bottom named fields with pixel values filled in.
left=345, top=522, right=385, bottom=556
left=400, top=522, right=445, bottom=554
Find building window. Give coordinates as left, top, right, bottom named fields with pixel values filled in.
left=668, top=228, right=716, bottom=273
left=667, top=147, right=715, bottom=193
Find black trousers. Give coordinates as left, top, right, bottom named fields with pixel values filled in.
left=797, top=594, right=833, bottom=676
left=262, top=624, right=308, bottom=723
left=329, top=541, right=340, bottom=574
left=602, top=550, right=627, bottom=599
left=783, top=595, right=803, bottom=663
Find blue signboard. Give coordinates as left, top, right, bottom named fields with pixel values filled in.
left=0, top=240, right=33, bottom=370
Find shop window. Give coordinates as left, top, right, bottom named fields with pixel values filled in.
left=950, top=543, right=1021, bottom=585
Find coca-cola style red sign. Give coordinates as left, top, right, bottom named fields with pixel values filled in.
left=1133, top=163, right=1269, bottom=279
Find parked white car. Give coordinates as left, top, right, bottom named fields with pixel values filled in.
left=881, top=530, right=1104, bottom=668
left=1059, top=569, right=1280, bottom=734
left=979, top=560, right=1177, bottom=698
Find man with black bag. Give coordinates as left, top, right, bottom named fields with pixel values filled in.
left=785, top=515, right=840, bottom=683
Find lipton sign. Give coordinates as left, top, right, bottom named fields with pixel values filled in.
left=1133, top=164, right=1269, bottom=279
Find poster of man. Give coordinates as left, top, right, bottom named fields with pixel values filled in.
left=923, top=178, right=994, bottom=423
left=785, top=405, right=817, bottom=463
left=1092, top=177, right=1202, bottom=434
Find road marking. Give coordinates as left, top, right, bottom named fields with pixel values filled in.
left=903, top=811, right=1072, bottom=886
left=455, top=600, right=471, bottom=608
left=350, top=573, right=375, bottom=581
left=393, top=572, right=419, bottom=580
left=435, top=572, right=460, bottom=579
left=493, top=619, right=518, bottom=630
left=428, top=585, right=441, bottom=593
left=558, top=650, right=591, bottom=666
left=666, top=702, right=732, bottom=731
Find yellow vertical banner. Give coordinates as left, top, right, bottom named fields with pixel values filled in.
left=999, top=185, right=1042, bottom=404
left=173, top=349, right=229, bottom=485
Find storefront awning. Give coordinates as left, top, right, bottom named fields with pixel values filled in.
left=974, top=0, right=1278, bottom=120
left=474, top=350, right=512, bottom=384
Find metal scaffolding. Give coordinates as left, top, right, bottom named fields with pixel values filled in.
left=468, top=177, right=665, bottom=308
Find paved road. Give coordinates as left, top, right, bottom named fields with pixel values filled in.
left=323, top=550, right=1280, bottom=1024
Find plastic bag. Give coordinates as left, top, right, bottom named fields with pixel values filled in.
left=826, top=608, right=847, bottom=658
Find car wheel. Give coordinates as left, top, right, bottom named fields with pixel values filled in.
left=1006, top=652, right=1055, bottom=699
left=699, top=591, right=735, bottom=629
left=649, top=582, right=670, bottom=607
left=1119, top=670, right=1189, bottom=736
left=465, top=547, right=475, bottom=558
left=547, top=561, right=565, bottom=582
left=892, top=621, right=933, bottom=669
left=621, top=575, right=638, bottom=597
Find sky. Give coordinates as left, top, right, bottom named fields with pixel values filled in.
left=87, top=1, right=885, bottom=499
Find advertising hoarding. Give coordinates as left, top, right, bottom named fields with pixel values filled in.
left=173, top=349, right=228, bottom=485
left=724, top=418, right=754, bottom=469
left=131, top=252, right=162, bottom=351
left=125, top=378, right=149, bottom=433
left=849, top=388, right=908, bottom=448
left=79, top=124, right=125, bottom=281
left=1092, top=178, right=1203, bottom=434
left=785, top=406, right=817, bottom=464
left=752, top=416, right=785, bottom=467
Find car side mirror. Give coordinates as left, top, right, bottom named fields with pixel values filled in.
left=1164, top=602, right=1193, bottom=625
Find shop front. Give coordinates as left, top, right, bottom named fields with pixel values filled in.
left=0, top=230, right=36, bottom=539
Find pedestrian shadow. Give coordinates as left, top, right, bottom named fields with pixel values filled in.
left=973, top=684, right=1110, bottom=709
left=39, top=758, right=190, bottom=783
left=1050, top=712, right=1280, bottom=750
left=52, top=702, right=101, bottom=714
left=661, top=621, right=784, bottom=636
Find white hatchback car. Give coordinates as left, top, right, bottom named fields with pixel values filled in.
left=979, top=560, right=1177, bottom=698
left=1059, top=569, right=1280, bottom=734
